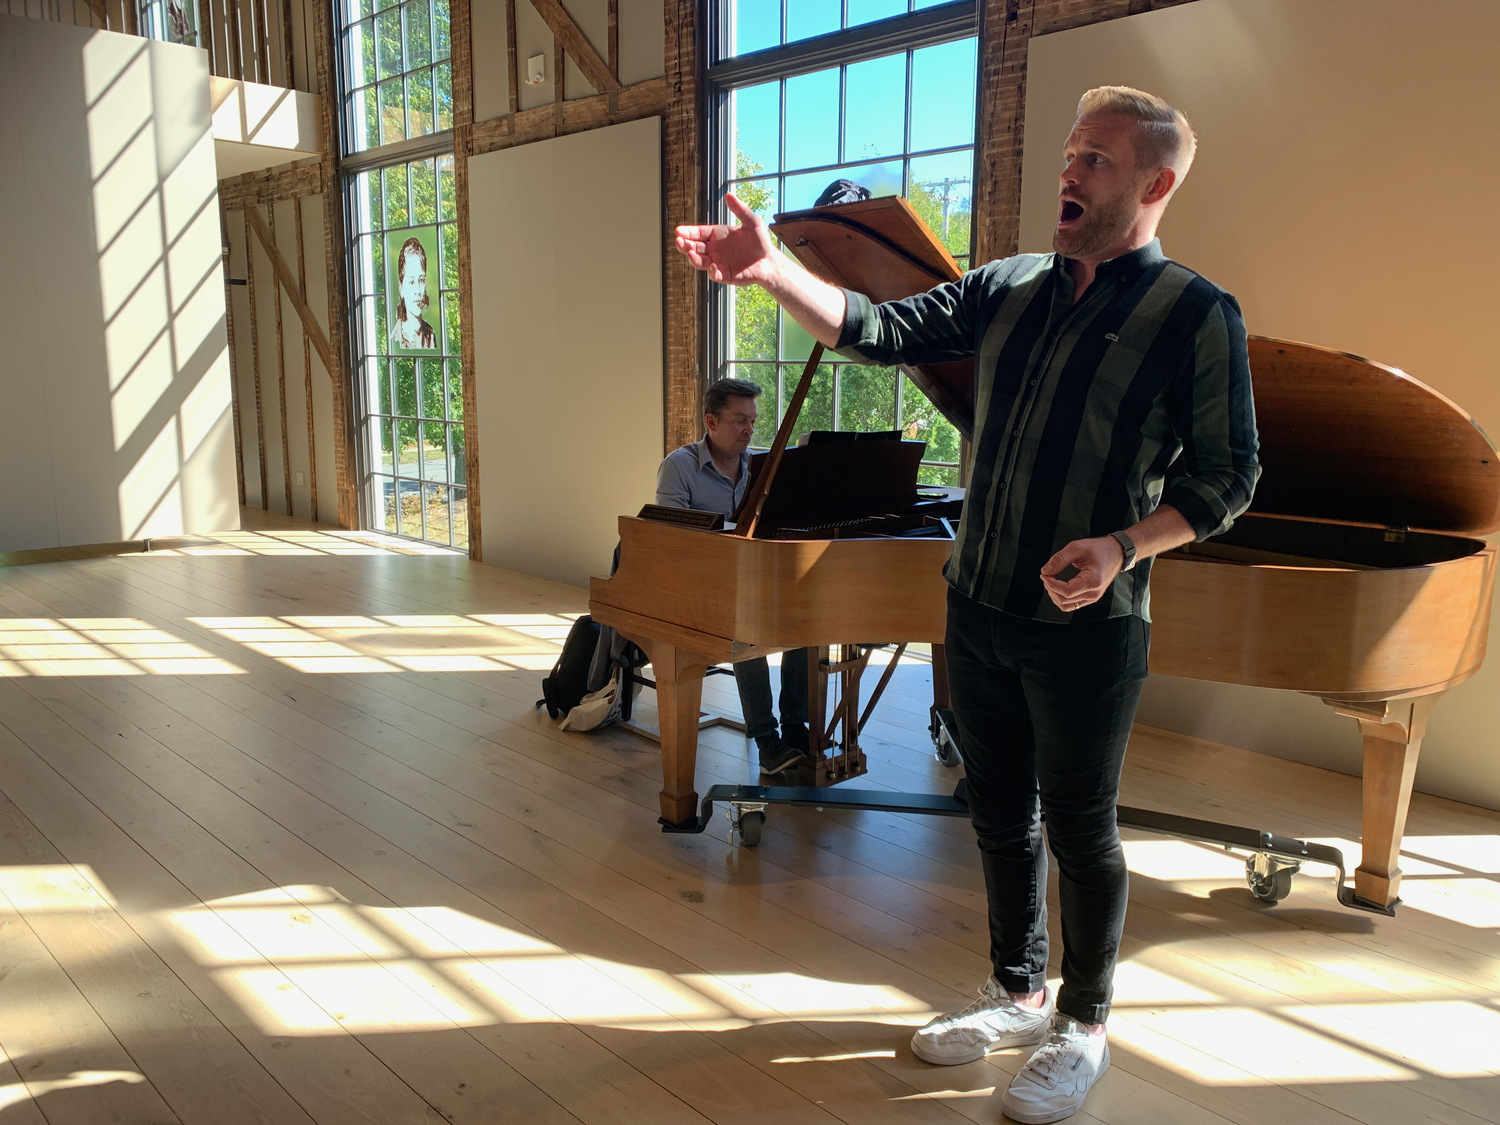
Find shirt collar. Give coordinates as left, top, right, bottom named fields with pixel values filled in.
left=1054, top=238, right=1165, bottom=288
left=694, top=437, right=749, bottom=480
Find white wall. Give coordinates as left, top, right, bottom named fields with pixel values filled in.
left=1020, top=0, right=1500, bottom=808
left=0, top=15, right=238, bottom=551
left=469, top=115, right=663, bottom=588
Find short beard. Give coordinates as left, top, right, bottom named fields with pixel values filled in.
left=1052, top=175, right=1149, bottom=260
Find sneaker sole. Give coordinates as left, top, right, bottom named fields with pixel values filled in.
left=1000, top=1048, right=1110, bottom=1123
left=909, top=1023, right=1049, bottom=1066
left=759, top=750, right=804, bottom=774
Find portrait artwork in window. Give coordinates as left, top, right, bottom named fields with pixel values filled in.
left=386, top=227, right=440, bottom=354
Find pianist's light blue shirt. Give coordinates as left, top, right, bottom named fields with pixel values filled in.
left=655, top=439, right=750, bottom=518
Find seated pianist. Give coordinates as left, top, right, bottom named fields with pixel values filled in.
left=654, top=377, right=811, bottom=775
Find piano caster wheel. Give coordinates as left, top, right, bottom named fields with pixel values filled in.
left=728, top=803, right=767, bottom=848
left=1246, top=853, right=1299, bottom=904
left=931, top=708, right=961, bottom=767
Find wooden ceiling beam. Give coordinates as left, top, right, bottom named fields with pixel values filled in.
left=528, top=0, right=620, bottom=92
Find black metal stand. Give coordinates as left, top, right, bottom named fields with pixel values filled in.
left=661, top=783, right=1397, bottom=916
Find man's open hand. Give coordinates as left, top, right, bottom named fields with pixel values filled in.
left=674, top=193, right=779, bottom=287
left=1040, top=536, right=1126, bottom=612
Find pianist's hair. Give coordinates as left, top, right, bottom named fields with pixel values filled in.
left=1077, top=86, right=1197, bottom=181
left=703, top=377, right=763, bottom=419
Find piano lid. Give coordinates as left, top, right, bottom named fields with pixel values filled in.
left=771, top=196, right=975, bottom=441
left=1245, top=337, right=1500, bottom=536
left=772, top=196, right=1500, bottom=538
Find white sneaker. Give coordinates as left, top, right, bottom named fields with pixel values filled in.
left=1001, top=1014, right=1110, bottom=1124
left=910, top=977, right=1053, bottom=1065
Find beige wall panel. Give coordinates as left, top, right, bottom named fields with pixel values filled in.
left=470, top=0, right=510, bottom=121
left=618, top=0, right=664, bottom=86
left=1021, top=0, right=1500, bottom=808
left=0, top=15, right=238, bottom=549
left=226, top=212, right=264, bottom=508
left=470, top=116, right=663, bottom=588
left=248, top=215, right=289, bottom=514
left=272, top=197, right=311, bottom=519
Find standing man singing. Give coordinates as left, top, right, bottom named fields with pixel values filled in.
left=675, top=87, right=1258, bottom=1123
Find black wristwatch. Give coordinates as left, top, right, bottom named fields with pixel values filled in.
left=1110, top=530, right=1138, bottom=572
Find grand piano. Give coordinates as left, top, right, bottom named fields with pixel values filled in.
left=590, top=196, right=1498, bottom=912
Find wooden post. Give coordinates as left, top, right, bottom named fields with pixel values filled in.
left=294, top=196, right=319, bottom=523
left=662, top=0, right=701, bottom=455
left=220, top=202, right=246, bottom=506
left=269, top=204, right=293, bottom=516
left=451, top=0, right=483, bottom=558
left=244, top=207, right=268, bottom=508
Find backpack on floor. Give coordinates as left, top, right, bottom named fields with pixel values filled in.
left=538, top=615, right=601, bottom=719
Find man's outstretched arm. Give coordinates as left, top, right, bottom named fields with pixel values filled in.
left=675, top=193, right=847, bottom=348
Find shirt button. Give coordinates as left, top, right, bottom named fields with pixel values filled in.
left=989, top=530, right=998, bottom=539
left=1012, top=429, right=1020, bottom=437
left=998, top=481, right=1007, bottom=490
left=1029, top=379, right=1038, bottom=386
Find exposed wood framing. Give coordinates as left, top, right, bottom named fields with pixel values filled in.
left=311, top=0, right=358, bottom=530
left=255, top=0, right=272, bottom=84
left=220, top=204, right=247, bottom=506
left=553, top=36, right=565, bottom=114
left=452, top=0, right=483, bottom=560
left=244, top=205, right=335, bottom=377
left=662, top=0, right=701, bottom=454
left=469, top=75, right=668, bottom=155
left=529, top=0, right=619, bottom=93
left=227, top=0, right=242, bottom=80
left=282, top=0, right=295, bottom=88
left=607, top=0, right=618, bottom=79
left=268, top=204, right=294, bottom=515
left=219, top=163, right=325, bottom=210
left=506, top=0, right=519, bottom=114
left=244, top=209, right=268, bottom=508
left=198, top=0, right=213, bottom=72
left=294, top=196, right=319, bottom=524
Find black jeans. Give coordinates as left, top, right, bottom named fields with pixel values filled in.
left=733, top=648, right=809, bottom=743
left=945, top=587, right=1148, bottom=1026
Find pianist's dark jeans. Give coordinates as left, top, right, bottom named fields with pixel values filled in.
left=733, top=649, right=809, bottom=744
left=945, top=586, right=1148, bottom=1027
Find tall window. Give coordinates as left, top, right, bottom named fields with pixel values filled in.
left=339, top=0, right=464, bottom=546
left=709, top=2, right=978, bottom=485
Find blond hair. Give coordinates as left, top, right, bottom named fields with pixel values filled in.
left=1077, top=86, right=1196, bottom=180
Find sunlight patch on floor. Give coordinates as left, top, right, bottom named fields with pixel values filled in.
left=0, top=618, right=242, bottom=677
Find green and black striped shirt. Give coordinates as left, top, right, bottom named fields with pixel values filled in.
left=837, top=239, right=1260, bottom=623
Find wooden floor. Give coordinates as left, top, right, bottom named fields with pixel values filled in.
left=1, top=512, right=1497, bottom=1125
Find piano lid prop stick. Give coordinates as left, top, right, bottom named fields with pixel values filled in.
left=731, top=342, right=825, bottom=539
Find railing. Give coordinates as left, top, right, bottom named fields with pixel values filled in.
left=2, top=0, right=317, bottom=93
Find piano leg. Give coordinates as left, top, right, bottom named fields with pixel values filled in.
left=1326, top=693, right=1442, bottom=908
left=639, top=640, right=711, bottom=828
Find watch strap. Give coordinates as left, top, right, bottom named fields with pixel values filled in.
left=1110, top=530, right=1138, bottom=572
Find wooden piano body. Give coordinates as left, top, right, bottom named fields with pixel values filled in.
left=591, top=196, right=1499, bottom=911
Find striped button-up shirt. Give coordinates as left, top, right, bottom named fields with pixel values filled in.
left=836, top=239, right=1260, bottom=623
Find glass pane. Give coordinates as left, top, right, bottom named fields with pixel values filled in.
left=372, top=356, right=391, bottom=413
left=729, top=0, right=778, bottom=57
left=783, top=160, right=901, bottom=211
left=434, top=62, right=452, bottom=131
left=419, top=358, right=444, bottom=418
left=785, top=362, right=835, bottom=441
left=440, top=222, right=458, bottom=290
left=908, top=150, right=973, bottom=257
left=434, top=0, right=451, bottom=60
left=787, top=0, right=838, bottom=45
left=780, top=311, right=816, bottom=363
left=350, top=0, right=375, bottom=21
left=844, top=53, right=906, bottom=162
left=395, top=356, right=417, bottom=415
left=423, top=482, right=450, bottom=544
left=405, top=1, right=431, bottom=68
left=396, top=478, right=422, bottom=535
left=839, top=364, right=898, bottom=432
left=374, top=285, right=388, bottom=349
left=450, top=486, right=469, bottom=549
left=410, top=157, right=437, bottom=224
left=377, top=416, right=394, bottom=471
left=382, top=164, right=409, bottom=227
left=437, top=153, right=455, bottom=221
left=911, top=38, right=977, bottom=153
left=396, top=419, right=420, bottom=475
left=732, top=284, right=776, bottom=361
left=848, top=0, right=904, bottom=27
left=422, top=421, right=447, bottom=480
left=348, top=19, right=376, bottom=88
left=360, top=85, right=380, bottom=150
left=362, top=169, right=384, bottom=233
left=446, top=359, right=464, bottom=421
left=902, top=375, right=962, bottom=467
left=728, top=177, right=777, bottom=227
left=442, top=291, right=460, bottom=355
left=449, top=421, right=467, bottom=485
left=732, top=81, right=779, bottom=177
left=379, top=76, right=405, bottom=145
left=375, top=5, right=402, bottom=80
left=377, top=475, right=398, bottom=532
left=407, top=69, right=434, bottom=137
left=784, top=68, right=839, bottom=172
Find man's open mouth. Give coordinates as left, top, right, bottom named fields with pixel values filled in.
left=1059, top=200, right=1085, bottom=224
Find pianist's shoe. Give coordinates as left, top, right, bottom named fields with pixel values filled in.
left=757, top=735, right=803, bottom=775
left=910, top=977, right=1053, bottom=1065
left=1000, top=1013, right=1109, bottom=1124
left=782, top=722, right=810, bottom=753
